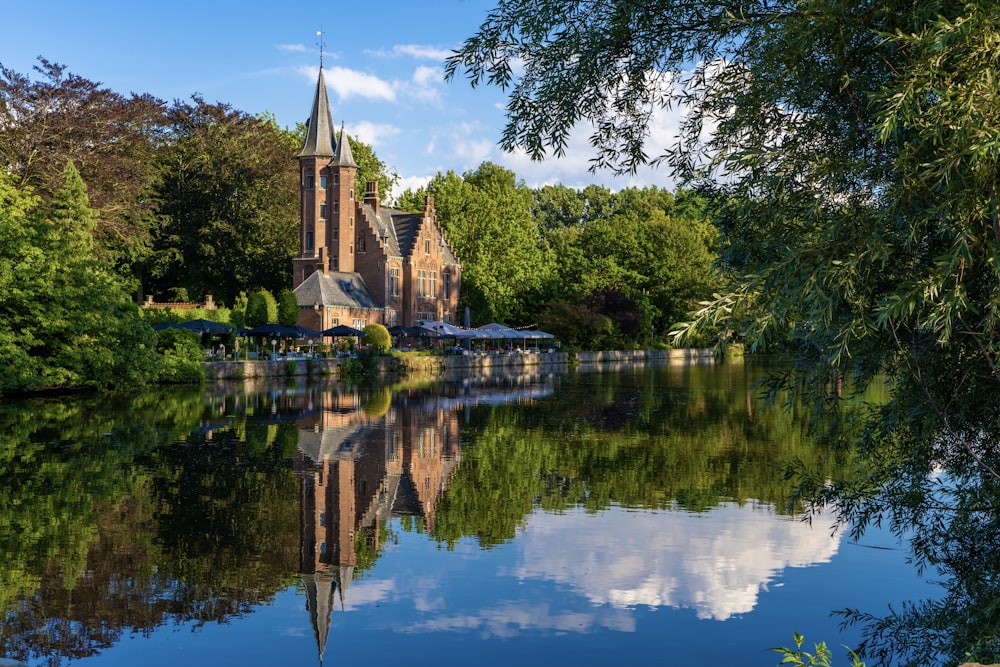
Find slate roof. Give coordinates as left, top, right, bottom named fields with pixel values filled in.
left=359, top=203, right=461, bottom=266
left=299, top=68, right=335, bottom=158
left=334, top=123, right=358, bottom=169
left=293, top=270, right=382, bottom=310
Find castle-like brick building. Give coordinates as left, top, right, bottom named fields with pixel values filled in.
left=293, top=67, right=462, bottom=331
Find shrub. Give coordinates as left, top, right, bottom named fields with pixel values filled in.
left=363, top=323, right=391, bottom=354
left=155, top=328, right=205, bottom=384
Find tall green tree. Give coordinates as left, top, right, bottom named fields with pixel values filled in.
left=277, top=289, right=300, bottom=327
left=244, top=289, right=277, bottom=328
left=146, top=98, right=299, bottom=306
left=0, top=163, right=157, bottom=394
left=399, top=163, right=554, bottom=325
left=0, top=58, right=165, bottom=274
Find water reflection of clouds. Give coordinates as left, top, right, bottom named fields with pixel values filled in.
left=337, top=579, right=395, bottom=611
left=514, top=504, right=842, bottom=620
left=399, top=602, right=635, bottom=637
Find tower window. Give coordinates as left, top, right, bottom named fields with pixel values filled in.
left=319, top=203, right=326, bottom=220
left=306, top=231, right=314, bottom=252
left=305, top=173, right=314, bottom=190
left=320, top=174, right=328, bottom=188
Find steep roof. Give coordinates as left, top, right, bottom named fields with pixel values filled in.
left=299, top=68, right=335, bottom=158
left=293, top=270, right=382, bottom=310
left=334, top=122, right=358, bottom=169
left=359, top=203, right=461, bottom=266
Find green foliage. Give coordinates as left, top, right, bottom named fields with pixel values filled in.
left=229, top=291, right=248, bottom=330
left=154, top=328, right=206, bottom=384
left=771, top=633, right=865, bottom=667
left=450, top=8, right=1000, bottom=639
left=140, top=306, right=232, bottom=326
left=539, top=300, right=613, bottom=350
left=433, top=363, right=854, bottom=548
left=145, top=97, right=299, bottom=305
left=400, top=163, right=553, bottom=325
left=0, top=163, right=158, bottom=394
left=363, top=323, right=391, bottom=354
left=277, top=289, right=299, bottom=326
left=0, top=58, right=165, bottom=274
left=347, top=135, right=400, bottom=201
left=245, top=288, right=277, bottom=328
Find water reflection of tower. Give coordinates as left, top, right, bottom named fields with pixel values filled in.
left=294, top=388, right=462, bottom=664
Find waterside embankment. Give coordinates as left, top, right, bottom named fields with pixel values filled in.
left=203, top=348, right=716, bottom=382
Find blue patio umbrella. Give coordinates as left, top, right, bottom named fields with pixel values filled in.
left=246, top=323, right=301, bottom=338
left=321, top=324, right=365, bottom=337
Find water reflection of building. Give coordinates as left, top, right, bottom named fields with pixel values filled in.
left=294, top=387, right=463, bottom=664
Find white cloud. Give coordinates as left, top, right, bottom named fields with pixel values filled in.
left=393, top=175, right=433, bottom=200
left=329, top=66, right=396, bottom=101
left=277, top=43, right=307, bottom=53
left=413, top=65, right=442, bottom=87
left=366, top=44, right=455, bottom=61
left=348, top=120, right=401, bottom=147
left=494, top=98, right=687, bottom=191
left=434, top=121, right=496, bottom=171
left=298, top=65, right=396, bottom=102
left=392, top=65, right=445, bottom=104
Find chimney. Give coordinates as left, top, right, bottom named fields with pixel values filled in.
left=364, top=180, right=379, bottom=215
left=319, top=247, right=329, bottom=275
left=424, top=193, right=435, bottom=219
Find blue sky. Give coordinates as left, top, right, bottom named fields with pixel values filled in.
left=4, top=0, right=680, bottom=199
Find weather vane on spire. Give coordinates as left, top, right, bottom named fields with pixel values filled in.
left=317, top=28, right=326, bottom=68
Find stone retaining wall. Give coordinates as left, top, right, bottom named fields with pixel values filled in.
left=203, top=349, right=715, bottom=381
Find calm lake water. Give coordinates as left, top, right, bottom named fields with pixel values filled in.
left=1, top=360, right=939, bottom=667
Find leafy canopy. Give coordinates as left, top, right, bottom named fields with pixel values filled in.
left=450, top=8, right=1000, bottom=662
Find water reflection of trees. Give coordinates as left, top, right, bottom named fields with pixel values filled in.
left=2, top=365, right=989, bottom=665
left=0, top=379, right=475, bottom=666
left=431, top=362, right=853, bottom=549
left=0, top=387, right=302, bottom=666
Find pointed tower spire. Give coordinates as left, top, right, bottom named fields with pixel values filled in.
left=299, top=68, right=335, bottom=158
left=334, top=121, right=358, bottom=168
